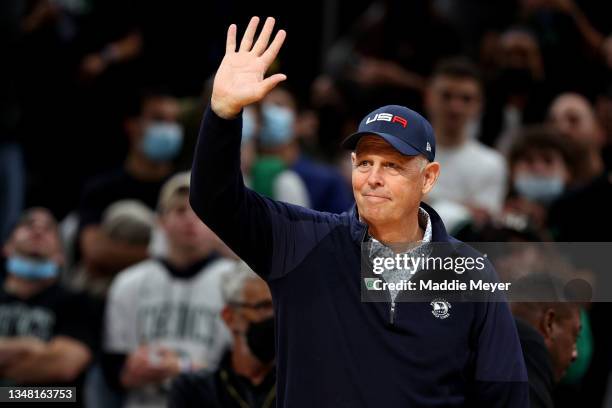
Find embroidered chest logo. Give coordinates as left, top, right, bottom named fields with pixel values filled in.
left=430, top=298, right=451, bottom=319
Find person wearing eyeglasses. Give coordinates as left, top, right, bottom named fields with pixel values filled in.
left=169, top=262, right=275, bottom=408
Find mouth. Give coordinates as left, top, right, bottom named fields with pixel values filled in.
left=362, top=194, right=390, bottom=203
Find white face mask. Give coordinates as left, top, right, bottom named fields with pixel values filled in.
left=514, top=174, right=565, bottom=204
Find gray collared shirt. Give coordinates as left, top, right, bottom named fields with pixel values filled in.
left=368, top=207, right=432, bottom=302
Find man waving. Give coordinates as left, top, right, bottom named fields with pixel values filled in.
left=190, top=16, right=528, bottom=407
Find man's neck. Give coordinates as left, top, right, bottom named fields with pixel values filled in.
left=3, top=275, right=53, bottom=300
left=125, top=153, right=173, bottom=182
left=165, top=246, right=214, bottom=270
left=231, top=347, right=274, bottom=386
left=367, top=213, right=424, bottom=244
left=434, top=124, right=466, bottom=149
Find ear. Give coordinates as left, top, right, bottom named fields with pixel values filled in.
left=540, top=308, right=556, bottom=342
left=421, top=161, right=440, bottom=195
left=221, top=306, right=234, bottom=327
left=351, top=152, right=357, bottom=166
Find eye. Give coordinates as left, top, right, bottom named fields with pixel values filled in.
left=357, top=160, right=370, bottom=167
left=384, top=162, right=402, bottom=170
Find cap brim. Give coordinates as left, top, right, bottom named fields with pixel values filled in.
left=341, top=131, right=422, bottom=157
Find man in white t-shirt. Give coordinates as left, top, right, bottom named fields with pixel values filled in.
left=424, top=58, right=507, bottom=231
left=103, top=172, right=235, bottom=408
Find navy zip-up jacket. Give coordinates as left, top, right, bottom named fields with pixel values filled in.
left=190, top=107, right=529, bottom=407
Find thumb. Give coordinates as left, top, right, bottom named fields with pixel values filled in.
left=259, top=73, right=287, bottom=96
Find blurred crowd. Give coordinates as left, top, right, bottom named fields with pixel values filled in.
left=2, top=0, right=612, bottom=407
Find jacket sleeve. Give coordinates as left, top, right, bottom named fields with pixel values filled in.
left=190, top=107, right=339, bottom=280
left=471, top=294, right=530, bottom=407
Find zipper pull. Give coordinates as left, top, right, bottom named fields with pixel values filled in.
left=390, top=301, right=396, bottom=324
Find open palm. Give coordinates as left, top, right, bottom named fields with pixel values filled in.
left=211, top=17, right=287, bottom=119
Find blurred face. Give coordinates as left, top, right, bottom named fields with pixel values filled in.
left=426, top=76, right=481, bottom=138
left=263, top=88, right=297, bottom=112
left=5, top=208, right=62, bottom=262
left=548, top=308, right=581, bottom=381
left=512, top=148, right=570, bottom=183
left=352, top=136, right=437, bottom=230
left=225, top=278, right=274, bottom=333
left=128, top=96, right=181, bottom=145
left=500, top=31, right=542, bottom=80
left=549, top=94, right=605, bottom=149
left=158, top=194, right=216, bottom=251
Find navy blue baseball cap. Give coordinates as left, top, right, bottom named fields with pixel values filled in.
left=341, top=105, right=436, bottom=162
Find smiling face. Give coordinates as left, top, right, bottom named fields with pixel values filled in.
left=351, top=136, right=439, bottom=235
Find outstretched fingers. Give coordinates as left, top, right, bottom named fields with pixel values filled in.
left=225, top=24, right=237, bottom=53
left=259, top=73, right=287, bottom=96
left=261, top=29, right=286, bottom=66
left=239, top=16, right=260, bottom=52
left=252, top=17, right=276, bottom=55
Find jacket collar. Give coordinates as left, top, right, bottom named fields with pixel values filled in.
left=348, top=201, right=451, bottom=244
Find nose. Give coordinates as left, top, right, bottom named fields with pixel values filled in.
left=366, top=164, right=384, bottom=188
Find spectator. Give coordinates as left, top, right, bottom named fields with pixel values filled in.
left=247, top=91, right=311, bottom=207
left=506, top=125, right=579, bottom=232
left=0, top=208, right=94, bottom=407
left=254, top=86, right=353, bottom=212
left=312, top=0, right=463, bottom=156
left=169, top=262, right=275, bottom=408
left=424, top=58, right=507, bottom=232
left=77, top=91, right=182, bottom=283
left=102, top=172, right=234, bottom=408
left=518, top=0, right=608, bottom=97
left=548, top=92, right=606, bottom=184
left=511, top=275, right=581, bottom=408
left=480, top=27, right=552, bottom=147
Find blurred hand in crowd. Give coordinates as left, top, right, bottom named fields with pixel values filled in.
left=120, top=344, right=184, bottom=388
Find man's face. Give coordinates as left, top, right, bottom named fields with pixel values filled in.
left=548, top=308, right=581, bottom=381
left=500, top=31, right=541, bottom=72
left=159, top=194, right=217, bottom=251
left=351, top=136, right=429, bottom=229
left=5, top=208, right=62, bottom=262
left=129, top=96, right=181, bottom=144
left=426, top=76, right=481, bottom=137
left=549, top=94, right=605, bottom=149
left=226, top=278, right=274, bottom=333
left=512, top=148, right=570, bottom=183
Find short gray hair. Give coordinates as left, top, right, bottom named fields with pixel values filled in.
left=221, top=261, right=261, bottom=304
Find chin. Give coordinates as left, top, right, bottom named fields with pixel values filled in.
left=359, top=205, right=391, bottom=224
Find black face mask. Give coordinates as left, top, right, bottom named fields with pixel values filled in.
left=246, top=317, right=275, bottom=364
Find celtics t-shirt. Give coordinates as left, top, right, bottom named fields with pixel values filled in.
left=0, top=283, right=97, bottom=406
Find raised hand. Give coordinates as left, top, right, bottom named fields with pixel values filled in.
left=211, top=17, right=287, bottom=119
